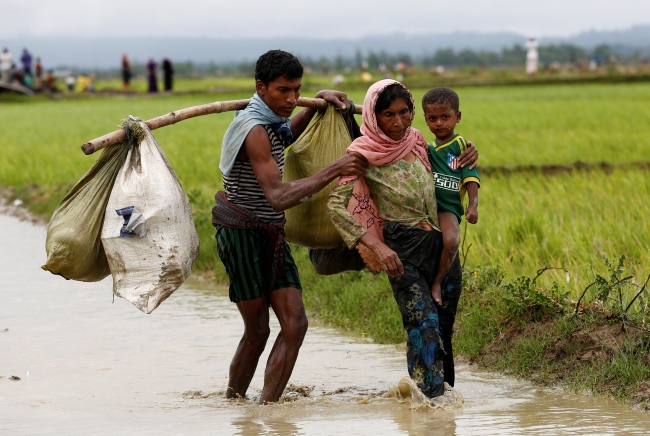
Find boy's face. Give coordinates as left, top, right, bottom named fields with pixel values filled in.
left=423, top=103, right=461, bottom=142
left=256, top=76, right=302, bottom=118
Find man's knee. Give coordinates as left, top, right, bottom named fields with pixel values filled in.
left=269, top=287, right=308, bottom=342
left=244, top=324, right=271, bottom=350
left=283, top=314, right=308, bottom=342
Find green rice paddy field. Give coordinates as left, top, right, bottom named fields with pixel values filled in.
left=1, top=82, right=649, bottom=300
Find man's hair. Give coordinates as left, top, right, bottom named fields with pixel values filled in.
left=422, top=87, right=460, bottom=112
left=375, top=83, right=414, bottom=114
left=255, top=50, right=303, bottom=87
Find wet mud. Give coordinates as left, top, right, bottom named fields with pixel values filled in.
left=2, top=213, right=650, bottom=435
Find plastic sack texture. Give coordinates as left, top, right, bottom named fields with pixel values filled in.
left=283, top=106, right=352, bottom=249
left=42, top=143, right=129, bottom=282
left=101, top=122, right=199, bottom=314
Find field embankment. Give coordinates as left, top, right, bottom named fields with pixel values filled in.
left=1, top=82, right=649, bottom=407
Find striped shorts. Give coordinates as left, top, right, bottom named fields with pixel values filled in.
left=216, top=225, right=302, bottom=303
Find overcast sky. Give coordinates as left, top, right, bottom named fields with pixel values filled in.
left=2, top=0, right=648, bottom=39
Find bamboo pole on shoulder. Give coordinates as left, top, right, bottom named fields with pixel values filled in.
left=81, top=97, right=363, bottom=155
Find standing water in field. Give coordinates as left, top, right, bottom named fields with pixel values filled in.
left=2, top=213, right=650, bottom=435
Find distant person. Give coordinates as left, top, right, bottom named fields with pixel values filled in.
left=1, top=48, right=12, bottom=82
left=23, top=70, right=33, bottom=88
left=35, top=57, right=43, bottom=76
left=77, top=74, right=89, bottom=92
left=146, top=58, right=158, bottom=93
left=121, top=54, right=132, bottom=89
left=21, top=48, right=33, bottom=77
left=35, top=57, right=43, bottom=87
left=162, top=58, right=173, bottom=91
left=6, top=64, right=16, bottom=83
left=65, top=74, right=76, bottom=91
left=77, top=74, right=95, bottom=92
left=44, top=70, right=57, bottom=92
left=422, top=87, right=480, bottom=306
left=14, top=67, right=25, bottom=86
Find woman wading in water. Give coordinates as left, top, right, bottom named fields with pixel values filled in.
left=327, top=80, right=477, bottom=398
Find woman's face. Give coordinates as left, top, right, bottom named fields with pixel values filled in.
left=375, top=98, right=413, bottom=141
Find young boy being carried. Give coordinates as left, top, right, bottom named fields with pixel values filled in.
left=422, top=87, right=480, bottom=305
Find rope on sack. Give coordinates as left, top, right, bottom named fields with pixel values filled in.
left=119, top=115, right=145, bottom=150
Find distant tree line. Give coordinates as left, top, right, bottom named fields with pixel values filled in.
left=296, top=43, right=636, bottom=72
left=418, top=44, right=621, bottom=68
left=86, top=43, right=646, bottom=80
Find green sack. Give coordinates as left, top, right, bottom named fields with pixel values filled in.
left=283, top=106, right=352, bottom=249
left=42, top=143, right=129, bottom=282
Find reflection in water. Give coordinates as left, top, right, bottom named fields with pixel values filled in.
left=232, top=418, right=301, bottom=436
left=1, top=214, right=649, bottom=435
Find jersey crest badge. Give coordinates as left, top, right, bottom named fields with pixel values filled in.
left=447, top=153, right=459, bottom=170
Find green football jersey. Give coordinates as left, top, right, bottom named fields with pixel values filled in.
left=427, top=134, right=480, bottom=221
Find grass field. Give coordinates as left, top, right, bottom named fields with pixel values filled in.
left=2, top=82, right=649, bottom=293
left=4, top=82, right=650, bottom=188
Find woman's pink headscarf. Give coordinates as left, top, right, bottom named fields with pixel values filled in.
left=338, top=79, right=431, bottom=272
left=346, top=79, right=430, bottom=169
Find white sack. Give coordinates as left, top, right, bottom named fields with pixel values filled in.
left=101, top=122, right=200, bottom=313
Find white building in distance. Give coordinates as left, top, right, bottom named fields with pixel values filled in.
left=525, top=37, right=539, bottom=75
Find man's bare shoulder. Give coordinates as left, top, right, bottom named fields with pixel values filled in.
left=238, top=125, right=271, bottom=160
left=246, top=125, right=270, bottom=141
left=242, top=125, right=274, bottom=160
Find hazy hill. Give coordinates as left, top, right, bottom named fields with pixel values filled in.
left=552, top=25, right=650, bottom=48
left=2, top=25, right=648, bottom=69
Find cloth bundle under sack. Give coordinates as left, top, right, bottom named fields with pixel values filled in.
left=308, top=245, right=366, bottom=276
left=101, top=119, right=200, bottom=314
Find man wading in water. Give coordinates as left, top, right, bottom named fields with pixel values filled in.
left=212, top=50, right=367, bottom=404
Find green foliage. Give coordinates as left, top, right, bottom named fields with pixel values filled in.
left=457, top=263, right=650, bottom=406
left=502, top=273, right=570, bottom=323
left=577, top=255, right=650, bottom=327
left=470, top=265, right=506, bottom=291
left=594, top=255, right=630, bottom=313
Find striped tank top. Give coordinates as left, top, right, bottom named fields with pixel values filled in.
left=222, top=125, right=286, bottom=222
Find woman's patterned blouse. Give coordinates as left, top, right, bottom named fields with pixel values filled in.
left=327, top=157, right=439, bottom=248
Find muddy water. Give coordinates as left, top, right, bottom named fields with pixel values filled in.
left=1, top=214, right=649, bottom=435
